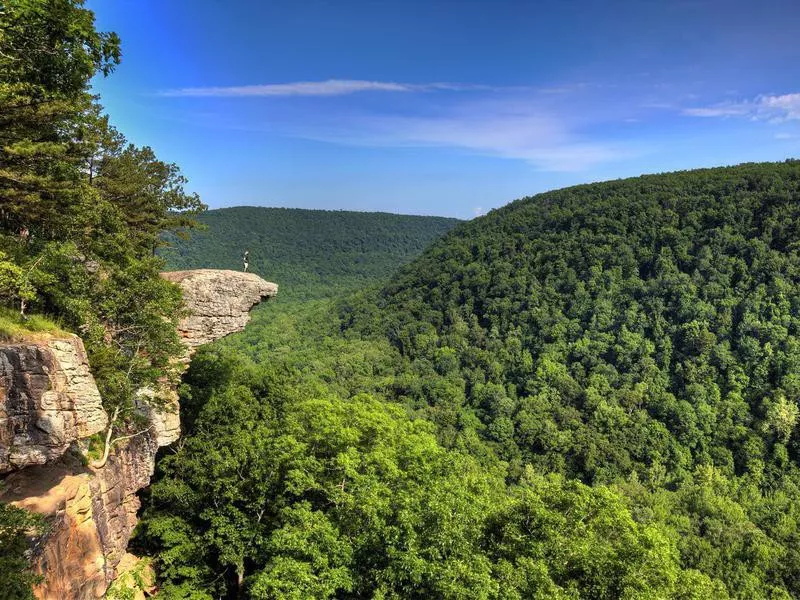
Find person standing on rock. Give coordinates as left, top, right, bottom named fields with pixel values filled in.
left=243, top=250, right=250, bottom=272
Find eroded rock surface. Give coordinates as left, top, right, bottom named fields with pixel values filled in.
left=161, top=269, right=278, bottom=352
left=0, top=414, right=162, bottom=599
left=0, top=269, right=276, bottom=600
left=0, top=337, right=107, bottom=473
left=145, top=269, right=278, bottom=446
left=134, top=386, right=181, bottom=447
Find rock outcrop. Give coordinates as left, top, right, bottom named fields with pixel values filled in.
left=142, top=269, right=278, bottom=446
left=0, top=336, right=107, bottom=474
left=0, top=269, right=276, bottom=600
left=161, top=269, right=278, bottom=352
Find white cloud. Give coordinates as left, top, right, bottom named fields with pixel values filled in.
left=759, top=94, right=800, bottom=120
left=683, top=106, right=749, bottom=118
left=295, top=106, right=633, bottom=171
left=160, top=78, right=639, bottom=171
left=684, top=93, right=800, bottom=121
left=160, top=79, right=490, bottom=97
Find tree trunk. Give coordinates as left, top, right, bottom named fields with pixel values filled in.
left=236, top=563, right=245, bottom=599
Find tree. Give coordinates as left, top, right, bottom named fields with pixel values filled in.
left=0, top=0, right=120, bottom=239
left=1, top=0, right=206, bottom=426
left=763, top=394, right=799, bottom=443
left=0, top=503, right=44, bottom=600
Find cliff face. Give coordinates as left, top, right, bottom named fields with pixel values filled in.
left=0, top=269, right=277, bottom=599
left=0, top=337, right=107, bottom=473
left=144, top=269, right=278, bottom=447
left=1, top=433, right=158, bottom=599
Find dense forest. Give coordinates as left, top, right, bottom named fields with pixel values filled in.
left=6, top=2, right=800, bottom=600
left=160, top=207, right=460, bottom=300
left=140, top=160, right=800, bottom=599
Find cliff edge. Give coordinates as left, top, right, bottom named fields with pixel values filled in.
left=161, top=269, right=278, bottom=352
left=0, top=269, right=277, bottom=599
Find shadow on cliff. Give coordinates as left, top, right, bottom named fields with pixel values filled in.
left=0, top=447, right=90, bottom=510
left=1, top=448, right=113, bottom=598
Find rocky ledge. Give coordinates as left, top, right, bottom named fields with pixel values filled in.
left=161, top=269, right=278, bottom=352
left=0, top=269, right=277, bottom=599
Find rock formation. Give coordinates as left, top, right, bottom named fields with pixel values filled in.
left=161, top=269, right=278, bottom=352
left=0, top=337, right=107, bottom=473
left=140, top=269, right=278, bottom=447
left=0, top=269, right=277, bottom=599
left=1, top=434, right=158, bottom=599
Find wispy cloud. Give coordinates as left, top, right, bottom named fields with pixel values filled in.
left=160, top=79, right=491, bottom=97
left=759, top=94, right=800, bottom=120
left=684, top=93, right=800, bottom=121
left=158, top=78, right=640, bottom=171
left=683, top=105, right=749, bottom=118
left=294, top=104, right=634, bottom=171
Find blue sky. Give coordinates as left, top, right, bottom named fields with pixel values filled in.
left=88, top=0, right=800, bottom=219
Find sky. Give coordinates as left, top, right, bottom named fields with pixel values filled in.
left=88, top=0, right=800, bottom=219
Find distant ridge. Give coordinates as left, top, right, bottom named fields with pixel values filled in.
left=160, top=206, right=461, bottom=300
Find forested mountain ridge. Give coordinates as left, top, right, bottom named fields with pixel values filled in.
left=140, top=160, right=800, bottom=599
left=160, top=207, right=461, bottom=300
left=15, top=1, right=800, bottom=599
left=346, top=159, right=800, bottom=593
left=367, top=159, right=800, bottom=483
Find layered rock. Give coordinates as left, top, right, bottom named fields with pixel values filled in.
left=1, top=420, right=161, bottom=598
left=161, top=269, right=278, bottom=351
left=145, top=269, right=278, bottom=446
left=134, top=387, right=181, bottom=447
left=0, top=269, right=276, bottom=600
left=0, top=336, right=107, bottom=473
left=1, top=453, right=104, bottom=598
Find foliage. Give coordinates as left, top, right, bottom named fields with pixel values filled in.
left=0, top=503, right=44, bottom=600
left=160, top=207, right=460, bottom=301
left=143, top=160, right=800, bottom=598
left=138, top=350, right=711, bottom=599
left=106, top=557, right=155, bottom=600
left=0, top=305, right=64, bottom=341
left=0, top=0, right=120, bottom=234
left=0, top=0, right=204, bottom=415
left=7, top=3, right=800, bottom=599
left=0, top=3, right=203, bottom=594
left=341, top=160, right=800, bottom=597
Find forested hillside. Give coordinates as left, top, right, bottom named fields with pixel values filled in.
left=139, top=161, right=800, bottom=599
left=160, top=207, right=460, bottom=300
left=10, top=2, right=800, bottom=600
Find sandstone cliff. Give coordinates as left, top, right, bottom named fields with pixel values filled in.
left=0, top=269, right=277, bottom=599
left=1, top=434, right=159, bottom=598
left=0, top=336, right=107, bottom=474
left=161, top=269, right=278, bottom=352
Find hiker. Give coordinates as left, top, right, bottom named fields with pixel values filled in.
left=243, top=250, right=250, bottom=272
